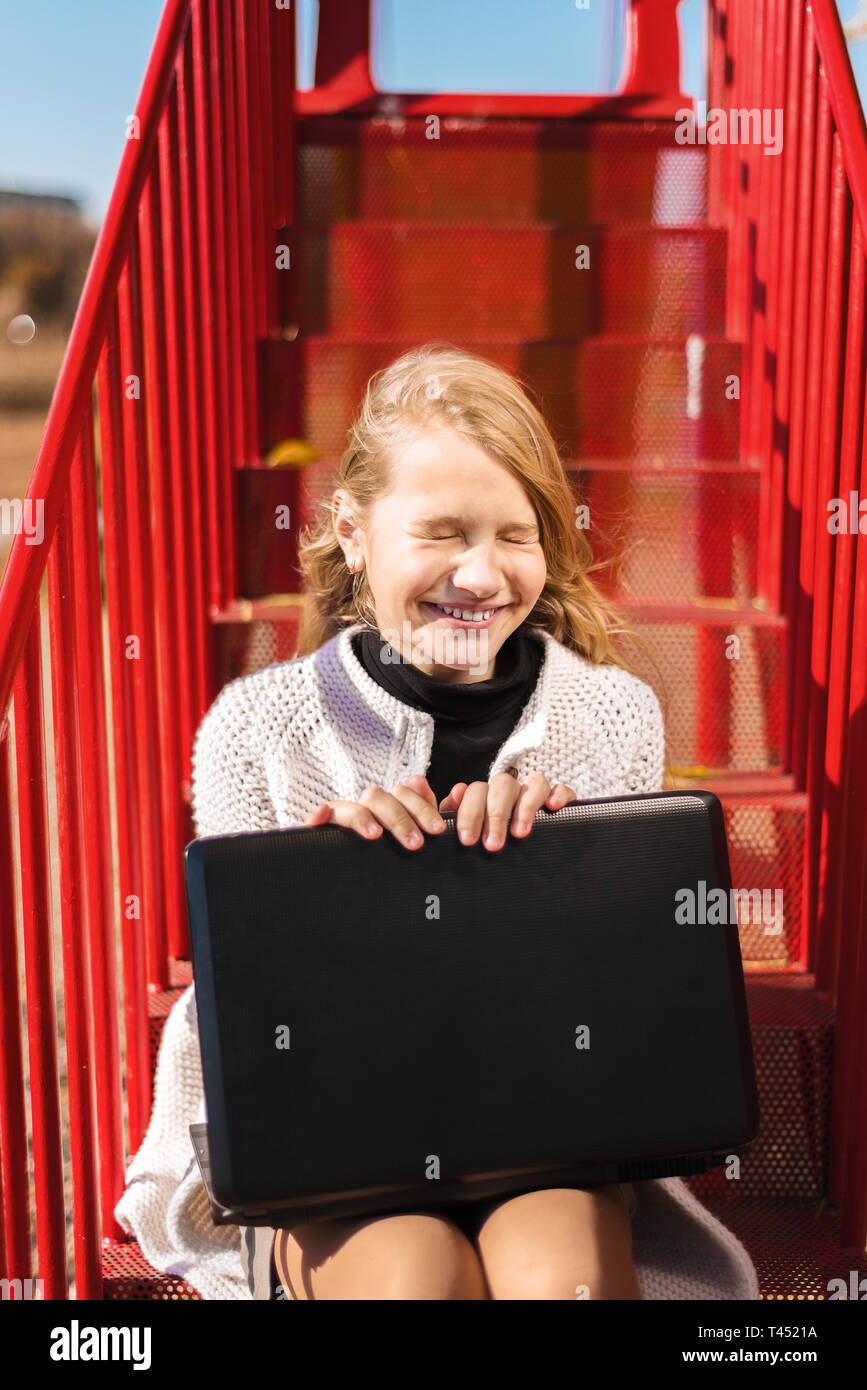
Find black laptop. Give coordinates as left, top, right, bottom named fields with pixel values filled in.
left=185, top=790, right=760, bottom=1226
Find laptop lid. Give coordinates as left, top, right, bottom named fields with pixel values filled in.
left=185, top=790, right=760, bottom=1222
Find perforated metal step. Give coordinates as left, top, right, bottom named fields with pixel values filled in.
left=296, top=117, right=709, bottom=226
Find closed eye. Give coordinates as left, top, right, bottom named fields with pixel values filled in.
left=424, top=533, right=535, bottom=543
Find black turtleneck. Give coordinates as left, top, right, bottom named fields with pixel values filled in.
left=350, top=624, right=545, bottom=805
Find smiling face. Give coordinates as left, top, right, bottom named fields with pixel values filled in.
left=332, top=427, right=548, bottom=683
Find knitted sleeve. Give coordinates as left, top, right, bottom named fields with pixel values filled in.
left=624, top=681, right=666, bottom=795
left=190, top=678, right=279, bottom=838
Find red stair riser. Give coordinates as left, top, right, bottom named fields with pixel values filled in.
left=297, top=118, right=708, bottom=226
left=295, top=226, right=728, bottom=339
left=259, top=338, right=743, bottom=469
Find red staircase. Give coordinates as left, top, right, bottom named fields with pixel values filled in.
left=175, top=111, right=859, bottom=1301
left=1, top=0, right=866, bottom=1302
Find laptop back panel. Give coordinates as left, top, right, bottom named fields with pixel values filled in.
left=186, top=791, right=760, bottom=1217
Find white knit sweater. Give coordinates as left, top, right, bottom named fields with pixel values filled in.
left=114, top=622, right=760, bottom=1300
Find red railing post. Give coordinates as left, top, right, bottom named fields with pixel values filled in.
left=314, top=0, right=375, bottom=108
left=96, top=305, right=151, bottom=1157
left=13, top=620, right=68, bottom=1298
left=175, top=39, right=213, bottom=732
left=618, top=0, right=689, bottom=104
left=68, top=419, right=126, bottom=1241
left=0, top=729, right=32, bottom=1285
left=816, top=219, right=865, bottom=989
left=47, top=496, right=103, bottom=1298
left=191, top=0, right=230, bottom=614
left=805, top=138, right=850, bottom=965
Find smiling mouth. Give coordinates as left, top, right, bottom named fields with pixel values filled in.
left=424, top=601, right=505, bottom=625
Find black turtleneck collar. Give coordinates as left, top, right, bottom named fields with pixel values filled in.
left=350, top=623, right=545, bottom=727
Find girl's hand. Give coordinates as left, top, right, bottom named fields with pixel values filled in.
left=437, top=773, right=577, bottom=852
left=304, top=774, right=446, bottom=851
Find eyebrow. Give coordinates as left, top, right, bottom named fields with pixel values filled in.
left=414, top=515, right=539, bottom=535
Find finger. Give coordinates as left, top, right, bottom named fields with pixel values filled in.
left=481, top=773, right=524, bottom=850
left=358, top=786, right=428, bottom=850
left=308, top=799, right=383, bottom=839
left=509, top=773, right=555, bottom=835
left=546, top=783, right=577, bottom=809
left=455, top=781, right=492, bottom=844
left=402, top=775, right=440, bottom=810
left=388, top=782, right=446, bottom=834
left=438, top=783, right=468, bottom=814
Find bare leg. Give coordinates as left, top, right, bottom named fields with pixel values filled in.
left=274, top=1210, right=488, bottom=1300
left=476, top=1185, right=642, bottom=1300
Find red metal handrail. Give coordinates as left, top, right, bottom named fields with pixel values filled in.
left=0, top=0, right=292, bottom=1298
left=708, top=0, right=867, bottom=1245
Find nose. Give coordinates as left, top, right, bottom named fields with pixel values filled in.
left=448, top=543, right=504, bottom=599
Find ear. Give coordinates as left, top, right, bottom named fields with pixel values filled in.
left=331, top=489, right=361, bottom=562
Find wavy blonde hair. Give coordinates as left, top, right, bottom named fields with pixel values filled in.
left=296, top=343, right=653, bottom=683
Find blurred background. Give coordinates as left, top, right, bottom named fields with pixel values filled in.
left=1, top=0, right=866, bottom=580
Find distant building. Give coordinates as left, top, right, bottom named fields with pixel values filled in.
left=0, top=190, right=82, bottom=219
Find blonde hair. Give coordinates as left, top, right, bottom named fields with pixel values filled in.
left=296, top=344, right=649, bottom=681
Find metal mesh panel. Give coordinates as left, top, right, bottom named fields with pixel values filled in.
left=101, top=1242, right=202, bottom=1301
left=294, top=340, right=743, bottom=528
left=297, top=118, right=710, bottom=227
left=295, top=225, right=727, bottom=339
left=679, top=1192, right=867, bottom=1299
left=216, top=612, right=303, bottom=683
left=570, top=466, right=759, bottom=603
left=721, top=795, right=806, bottom=968
left=691, top=975, right=833, bottom=1199
left=619, top=617, right=786, bottom=774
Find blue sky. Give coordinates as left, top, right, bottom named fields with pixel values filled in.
left=1, top=0, right=866, bottom=224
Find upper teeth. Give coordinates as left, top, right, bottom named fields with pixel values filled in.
left=437, top=604, right=497, bottom=621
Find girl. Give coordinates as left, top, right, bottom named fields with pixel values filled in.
left=197, top=343, right=666, bottom=1300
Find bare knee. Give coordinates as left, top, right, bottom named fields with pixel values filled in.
left=276, top=1211, right=487, bottom=1300
left=379, top=1214, right=487, bottom=1300
left=477, top=1186, right=642, bottom=1301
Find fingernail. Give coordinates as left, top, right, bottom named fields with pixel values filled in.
left=431, top=817, right=445, bottom=830
left=407, top=831, right=423, bottom=847
left=459, top=829, right=473, bottom=843
left=512, top=820, right=528, bottom=835
left=364, top=822, right=380, bottom=836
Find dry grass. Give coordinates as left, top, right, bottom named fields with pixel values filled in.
left=0, top=328, right=68, bottom=411
left=0, top=328, right=70, bottom=583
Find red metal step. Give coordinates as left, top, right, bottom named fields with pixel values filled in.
left=677, top=1194, right=867, bottom=1298
left=293, top=224, right=728, bottom=339
left=693, top=973, right=833, bottom=1198
left=618, top=605, right=788, bottom=776
left=260, top=336, right=743, bottom=492
left=566, top=463, right=760, bottom=604
left=296, top=117, right=709, bottom=227
left=717, top=789, right=807, bottom=971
